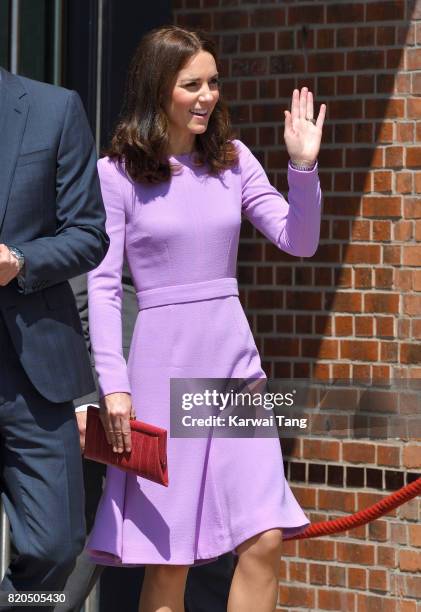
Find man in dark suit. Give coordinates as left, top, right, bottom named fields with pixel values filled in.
left=60, top=271, right=234, bottom=612
left=0, top=67, right=109, bottom=606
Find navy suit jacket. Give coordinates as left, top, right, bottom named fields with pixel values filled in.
left=0, top=68, right=109, bottom=403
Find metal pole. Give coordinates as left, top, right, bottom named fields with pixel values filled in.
left=95, top=0, right=104, bottom=155
left=85, top=6, right=105, bottom=609
left=84, top=583, right=100, bottom=612
left=0, top=505, right=10, bottom=580
left=4, top=2, right=19, bottom=568
left=53, top=0, right=63, bottom=86
left=10, top=0, right=20, bottom=74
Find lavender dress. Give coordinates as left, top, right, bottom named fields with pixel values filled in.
left=86, top=139, right=321, bottom=566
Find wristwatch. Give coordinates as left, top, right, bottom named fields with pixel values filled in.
left=7, top=245, right=25, bottom=273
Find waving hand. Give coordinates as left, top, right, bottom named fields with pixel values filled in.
left=284, top=87, right=326, bottom=165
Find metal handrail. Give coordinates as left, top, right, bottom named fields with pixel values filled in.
left=0, top=504, right=10, bottom=579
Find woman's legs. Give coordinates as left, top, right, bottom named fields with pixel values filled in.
left=138, top=564, right=189, bottom=612
left=227, top=529, right=283, bottom=612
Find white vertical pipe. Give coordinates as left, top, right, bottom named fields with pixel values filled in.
left=0, top=505, right=10, bottom=581
left=84, top=583, right=100, bottom=612
left=95, top=0, right=104, bottom=155
left=85, top=4, right=104, bottom=607
left=5, top=2, right=19, bottom=574
left=53, top=0, right=63, bottom=85
left=85, top=5, right=105, bottom=607
left=10, top=0, right=20, bottom=74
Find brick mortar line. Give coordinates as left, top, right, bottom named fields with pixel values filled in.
left=279, top=526, right=420, bottom=543
left=262, top=356, right=410, bottom=362
left=175, top=10, right=411, bottom=20
left=241, top=284, right=409, bottom=289
left=276, top=582, right=419, bottom=601
left=227, top=95, right=420, bottom=100
left=231, top=130, right=417, bottom=135
left=240, top=241, right=409, bottom=244
left=224, top=75, right=418, bottom=83
left=233, top=119, right=420, bottom=123
left=281, top=566, right=417, bottom=574
left=187, top=45, right=419, bottom=58
left=231, top=109, right=417, bottom=116
left=278, top=581, right=419, bottom=592
left=216, top=26, right=418, bottom=34
left=177, top=0, right=418, bottom=6
left=175, top=2, right=418, bottom=26
left=223, top=64, right=416, bottom=72
left=242, top=289, right=408, bottom=293
left=282, top=569, right=418, bottom=579
left=256, top=330, right=406, bottom=334
left=174, top=2, right=418, bottom=16
left=226, top=63, right=416, bottom=72
left=282, top=569, right=420, bottom=580
left=288, top=461, right=415, bottom=471
left=211, top=39, right=416, bottom=47
left=256, top=339, right=402, bottom=343
left=176, top=0, right=420, bottom=6
left=231, top=129, right=419, bottom=136
left=282, top=563, right=418, bottom=569
left=178, top=0, right=420, bottom=6
left=173, top=26, right=417, bottom=37
left=216, top=46, right=419, bottom=54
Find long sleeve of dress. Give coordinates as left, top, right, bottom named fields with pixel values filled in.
left=87, top=158, right=131, bottom=398
left=237, top=139, right=322, bottom=257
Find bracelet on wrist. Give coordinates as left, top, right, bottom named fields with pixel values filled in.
left=289, top=159, right=317, bottom=171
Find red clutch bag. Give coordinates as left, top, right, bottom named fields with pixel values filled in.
left=84, top=406, right=169, bottom=486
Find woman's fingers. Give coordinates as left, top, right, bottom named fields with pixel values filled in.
left=121, top=416, right=132, bottom=453
left=316, top=103, right=327, bottom=129
left=291, top=87, right=308, bottom=121
left=290, top=88, right=300, bottom=121
left=287, top=88, right=327, bottom=133
left=109, top=413, right=132, bottom=454
left=110, top=415, right=123, bottom=453
left=290, top=87, right=319, bottom=121
left=99, top=408, right=113, bottom=446
left=100, top=392, right=133, bottom=453
left=306, top=90, right=314, bottom=121
left=299, top=87, right=308, bottom=119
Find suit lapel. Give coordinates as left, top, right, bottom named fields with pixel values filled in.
left=0, top=68, right=29, bottom=232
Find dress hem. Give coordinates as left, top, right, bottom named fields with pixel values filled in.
left=87, top=516, right=310, bottom=567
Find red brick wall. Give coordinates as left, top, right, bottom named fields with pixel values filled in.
left=172, top=1, right=421, bottom=610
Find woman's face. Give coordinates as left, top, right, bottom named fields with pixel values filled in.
left=165, top=50, right=220, bottom=152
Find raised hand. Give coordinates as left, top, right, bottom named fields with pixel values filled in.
left=284, top=87, right=326, bottom=165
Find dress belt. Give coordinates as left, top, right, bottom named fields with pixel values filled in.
left=136, top=277, right=239, bottom=310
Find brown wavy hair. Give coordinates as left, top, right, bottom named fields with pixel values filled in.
left=106, top=25, right=239, bottom=184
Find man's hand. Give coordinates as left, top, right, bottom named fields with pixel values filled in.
left=76, top=410, right=87, bottom=453
left=0, top=244, right=20, bottom=286
left=99, top=392, right=134, bottom=454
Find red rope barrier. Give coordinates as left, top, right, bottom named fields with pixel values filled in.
left=285, top=476, right=421, bottom=541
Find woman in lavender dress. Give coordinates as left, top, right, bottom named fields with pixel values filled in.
left=87, top=25, right=325, bottom=612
